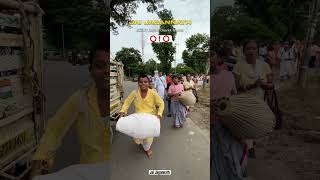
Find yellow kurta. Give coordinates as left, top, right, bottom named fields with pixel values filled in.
left=33, top=84, right=110, bottom=168
left=120, top=88, right=164, bottom=144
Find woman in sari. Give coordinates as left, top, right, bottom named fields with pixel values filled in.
left=118, top=75, right=164, bottom=158
left=232, top=40, right=274, bottom=158
left=168, top=75, right=188, bottom=128
left=211, top=49, right=246, bottom=180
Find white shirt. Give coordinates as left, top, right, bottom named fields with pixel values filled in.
left=280, top=47, right=295, bottom=61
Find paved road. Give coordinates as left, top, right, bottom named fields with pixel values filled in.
left=44, top=61, right=89, bottom=171
left=44, top=61, right=210, bottom=179
left=110, top=81, right=210, bottom=180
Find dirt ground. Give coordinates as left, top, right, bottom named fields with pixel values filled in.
left=187, top=78, right=320, bottom=179
left=248, top=80, right=320, bottom=180
left=189, top=86, right=210, bottom=130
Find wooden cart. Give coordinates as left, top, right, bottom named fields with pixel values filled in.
left=0, top=1, right=45, bottom=179
left=110, top=59, right=124, bottom=143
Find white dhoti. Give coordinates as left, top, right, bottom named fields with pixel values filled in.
left=280, top=61, right=291, bottom=78
left=288, top=61, right=296, bottom=76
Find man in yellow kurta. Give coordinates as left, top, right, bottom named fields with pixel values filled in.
left=119, top=74, right=164, bottom=158
left=30, top=47, right=110, bottom=177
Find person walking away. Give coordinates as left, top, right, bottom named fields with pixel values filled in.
left=233, top=40, right=274, bottom=158
left=211, top=49, right=247, bottom=179
left=118, top=75, right=164, bottom=158
left=168, top=75, right=187, bottom=128
left=30, top=45, right=111, bottom=178
left=154, top=71, right=166, bottom=99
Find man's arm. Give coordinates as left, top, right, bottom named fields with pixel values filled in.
left=32, top=91, right=81, bottom=168
left=154, top=92, right=165, bottom=119
left=119, top=91, right=135, bottom=115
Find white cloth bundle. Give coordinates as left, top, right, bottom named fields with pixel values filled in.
left=116, top=113, right=160, bottom=139
left=33, top=162, right=110, bottom=180
left=178, top=91, right=196, bottom=106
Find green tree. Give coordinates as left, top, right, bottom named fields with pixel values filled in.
left=182, top=33, right=209, bottom=74
left=170, top=63, right=195, bottom=75
left=40, top=0, right=109, bottom=49
left=152, top=9, right=177, bottom=74
left=110, top=0, right=164, bottom=34
left=211, top=6, right=281, bottom=45
left=235, top=0, right=312, bottom=39
left=114, top=47, right=142, bottom=77
left=144, top=59, right=160, bottom=75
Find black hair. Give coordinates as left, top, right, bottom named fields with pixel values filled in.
left=216, top=48, right=227, bottom=58
left=172, top=74, right=179, bottom=79
left=138, top=74, right=150, bottom=82
left=243, top=39, right=259, bottom=53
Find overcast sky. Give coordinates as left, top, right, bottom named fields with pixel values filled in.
left=110, top=0, right=210, bottom=67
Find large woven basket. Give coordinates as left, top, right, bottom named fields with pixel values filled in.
left=178, top=91, right=196, bottom=106
left=213, top=94, right=275, bottom=139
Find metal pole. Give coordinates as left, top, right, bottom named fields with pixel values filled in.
left=175, top=54, right=177, bottom=73
left=62, top=24, right=65, bottom=60
left=175, top=43, right=177, bottom=73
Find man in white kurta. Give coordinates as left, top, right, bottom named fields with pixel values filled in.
left=154, top=71, right=166, bottom=99
left=279, top=42, right=295, bottom=80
